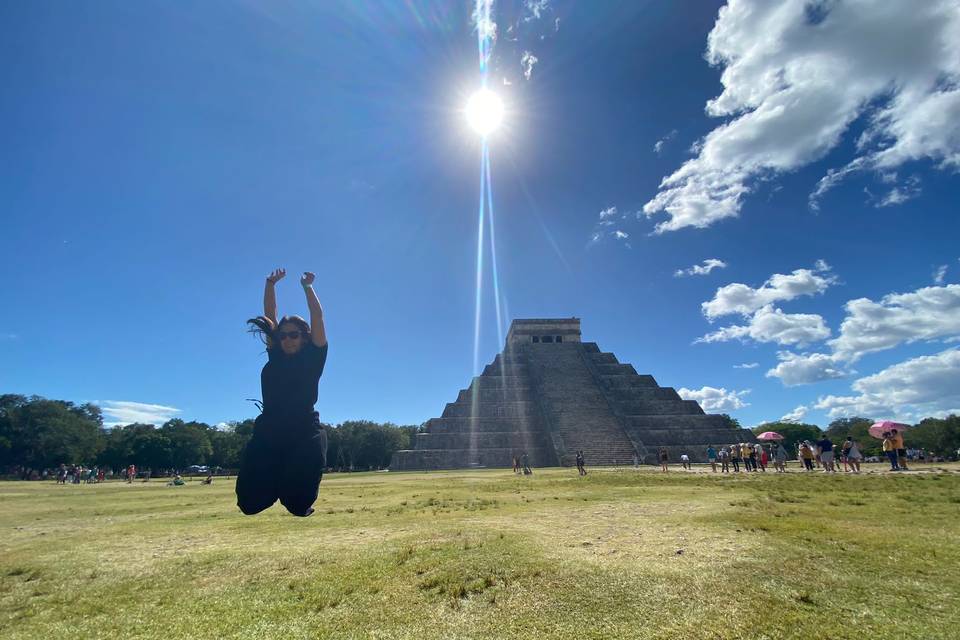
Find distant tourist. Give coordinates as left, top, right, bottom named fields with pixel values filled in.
left=773, top=443, right=787, bottom=473
left=168, top=474, right=185, bottom=486
left=521, top=451, right=532, bottom=475
left=706, top=445, right=717, bottom=473
left=512, top=455, right=520, bottom=474
left=576, top=450, right=587, bottom=476
left=202, top=473, right=214, bottom=485
left=843, top=437, right=862, bottom=473
left=717, top=447, right=730, bottom=473
left=236, top=268, right=329, bottom=517
left=679, top=453, right=691, bottom=470
left=799, top=442, right=815, bottom=471
left=890, top=429, right=909, bottom=471
left=882, top=432, right=899, bottom=471
left=816, top=435, right=835, bottom=473
left=730, top=445, right=741, bottom=473
left=658, top=447, right=669, bottom=472
left=126, top=464, right=136, bottom=483
left=633, top=453, right=639, bottom=468
left=745, top=444, right=757, bottom=472
left=758, top=446, right=768, bottom=472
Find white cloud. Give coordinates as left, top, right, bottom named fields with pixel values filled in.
left=677, top=386, right=751, bottom=413
left=766, top=351, right=852, bottom=386
left=524, top=0, right=550, bottom=22
left=675, top=258, right=727, bottom=278
left=733, top=362, right=759, bottom=369
left=780, top=405, right=809, bottom=423
left=934, top=265, right=948, bottom=284
left=701, top=261, right=835, bottom=319
left=0, top=332, right=19, bottom=341
left=697, top=304, right=830, bottom=347
left=590, top=206, right=632, bottom=246
left=473, top=0, right=497, bottom=42
left=521, top=51, right=538, bottom=81
left=654, top=129, right=678, bottom=154
left=643, top=0, right=960, bottom=233
left=101, top=400, right=181, bottom=427
left=815, top=348, right=960, bottom=421
left=830, top=284, right=960, bottom=362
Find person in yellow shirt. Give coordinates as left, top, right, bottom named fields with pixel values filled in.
left=890, top=429, right=909, bottom=471
left=882, top=433, right=899, bottom=471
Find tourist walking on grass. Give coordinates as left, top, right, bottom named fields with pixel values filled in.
left=844, top=437, right=862, bottom=473
left=816, top=436, right=835, bottom=473
left=774, top=443, right=787, bottom=473
left=759, top=446, right=768, bottom=472
left=718, top=447, right=730, bottom=473
left=729, top=445, right=741, bottom=473
left=883, top=433, right=899, bottom=471
left=706, top=445, right=717, bottom=473
left=521, top=451, right=532, bottom=475
left=746, top=444, right=758, bottom=472
left=680, top=453, right=690, bottom=470
left=659, top=447, right=669, bottom=472
left=891, top=429, right=909, bottom=471
left=576, top=450, right=587, bottom=476
left=512, top=455, right=520, bottom=474
left=236, top=269, right=329, bottom=517
left=799, top=442, right=815, bottom=471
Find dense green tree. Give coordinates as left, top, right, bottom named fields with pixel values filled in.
left=719, top=414, right=742, bottom=429
left=0, top=395, right=102, bottom=468
left=161, top=419, right=213, bottom=468
left=909, top=415, right=960, bottom=456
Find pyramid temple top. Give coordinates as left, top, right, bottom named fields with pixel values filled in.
left=506, top=318, right=582, bottom=346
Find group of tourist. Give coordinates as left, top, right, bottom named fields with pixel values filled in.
left=56, top=464, right=105, bottom=484
left=511, top=452, right=533, bottom=475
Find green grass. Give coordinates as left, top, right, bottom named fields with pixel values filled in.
left=2, top=464, right=960, bottom=639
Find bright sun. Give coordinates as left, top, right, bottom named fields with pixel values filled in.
left=465, top=89, right=504, bottom=137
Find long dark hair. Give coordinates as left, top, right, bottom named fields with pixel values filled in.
left=246, top=315, right=311, bottom=349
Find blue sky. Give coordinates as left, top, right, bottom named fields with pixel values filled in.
left=2, top=0, right=959, bottom=429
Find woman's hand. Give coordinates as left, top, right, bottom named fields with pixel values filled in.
left=266, top=268, right=286, bottom=285
left=300, top=272, right=316, bottom=287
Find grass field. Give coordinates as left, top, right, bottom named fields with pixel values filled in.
left=2, top=464, right=959, bottom=639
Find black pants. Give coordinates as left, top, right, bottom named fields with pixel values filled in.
left=236, top=412, right=327, bottom=516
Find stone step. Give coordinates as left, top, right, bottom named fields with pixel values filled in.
left=594, top=363, right=638, bottom=376
left=414, top=431, right=553, bottom=451
left=482, top=363, right=529, bottom=376
left=616, top=400, right=705, bottom=416
left=456, top=387, right=534, bottom=403
left=604, top=387, right=683, bottom=402
left=390, top=447, right=557, bottom=470
left=600, top=375, right=659, bottom=389
left=471, top=376, right=530, bottom=390
left=425, top=417, right=545, bottom=434
left=625, top=428, right=751, bottom=446
left=589, top=352, right=618, bottom=364
left=441, top=400, right=540, bottom=419
left=622, top=414, right=732, bottom=430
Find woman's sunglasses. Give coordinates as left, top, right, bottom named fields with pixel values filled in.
left=278, top=331, right=304, bottom=341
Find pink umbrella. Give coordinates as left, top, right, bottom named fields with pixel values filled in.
left=868, top=420, right=910, bottom=439
left=756, top=431, right=785, bottom=441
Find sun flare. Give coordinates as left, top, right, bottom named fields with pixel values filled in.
left=465, top=89, right=504, bottom=137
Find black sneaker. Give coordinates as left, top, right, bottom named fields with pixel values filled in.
left=294, top=507, right=315, bottom=517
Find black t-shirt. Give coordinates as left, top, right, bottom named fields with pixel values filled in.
left=817, top=438, right=833, bottom=453
left=261, top=341, right=328, bottom=417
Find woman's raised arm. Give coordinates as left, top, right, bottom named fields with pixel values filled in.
left=300, top=271, right=327, bottom=347
left=264, top=268, right=285, bottom=326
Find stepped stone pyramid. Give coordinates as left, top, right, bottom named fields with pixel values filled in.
left=390, top=318, right=755, bottom=470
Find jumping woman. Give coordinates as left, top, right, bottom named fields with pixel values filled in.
left=236, top=268, right=328, bottom=517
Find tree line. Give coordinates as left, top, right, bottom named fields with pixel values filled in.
left=751, top=416, right=960, bottom=458
left=0, top=394, right=420, bottom=475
